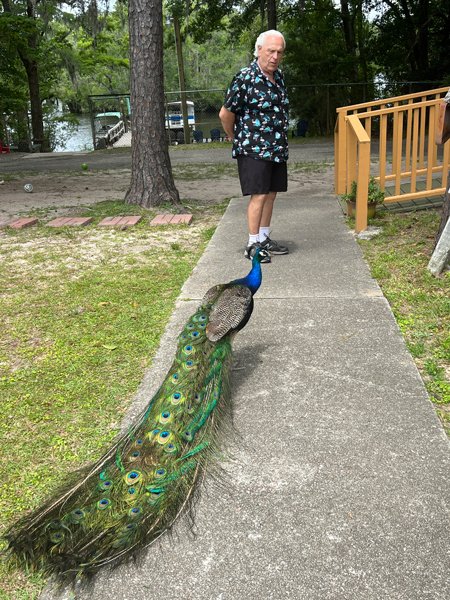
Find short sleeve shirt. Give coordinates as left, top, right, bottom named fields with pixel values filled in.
left=223, top=60, right=289, bottom=162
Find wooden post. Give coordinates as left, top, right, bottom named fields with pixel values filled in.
left=88, top=97, right=97, bottom=151
left=428, top=215, right=450, bottom=276
left=346, top=115, right=370, bottom=232
left=433, top=168, right=450, bottom=251
left=334, top=110, right=348, bottom=194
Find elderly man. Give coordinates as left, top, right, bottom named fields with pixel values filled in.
left=219, top=29, right=289, bottom=264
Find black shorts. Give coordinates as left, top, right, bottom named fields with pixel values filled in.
left=237, top=155, right=288, bottom=196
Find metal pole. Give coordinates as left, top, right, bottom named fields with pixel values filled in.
left=165, top=97, right=172, bottom=145
left=88, top=98, right=97, bottom=150
left=327, top=85, right=330, bottom=137
left=173, top=17, right=190, bottom=144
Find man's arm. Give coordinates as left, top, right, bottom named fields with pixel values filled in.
left=219, top=107, right=235, bottom=138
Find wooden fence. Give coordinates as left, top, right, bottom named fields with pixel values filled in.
left=335, top=87, right=450, bottom=232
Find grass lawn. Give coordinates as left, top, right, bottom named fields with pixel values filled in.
left=0, top=198, right=227, bottom=599
left=353, top=209, right=450, bottom=433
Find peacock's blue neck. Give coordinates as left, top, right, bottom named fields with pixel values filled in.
left=232, top=259, right=262, bottom=295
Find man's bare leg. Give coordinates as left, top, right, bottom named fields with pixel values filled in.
left=260, top=191, right=277, bottom=228
left=247, top=191, right=277, bottom=234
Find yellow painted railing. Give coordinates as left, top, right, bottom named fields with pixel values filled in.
left=335, top=87, right=450, bottom=231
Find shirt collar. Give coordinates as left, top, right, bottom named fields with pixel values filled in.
left=252, top=59, right=281, bottom=82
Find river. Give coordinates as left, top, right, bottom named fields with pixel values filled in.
left=54, top=114, right=95, bottom=152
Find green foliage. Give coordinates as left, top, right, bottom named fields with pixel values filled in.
left=163, top=28, right=250, bottom=111
left=282, top=0, right=376, bottom=134
left=0, top=14, right=36, bottom=117
left=342, top=176, right=386, bottom=205
left=53, top=7, right=130, bottom=113
left=370, top=0, right=450, bottom=86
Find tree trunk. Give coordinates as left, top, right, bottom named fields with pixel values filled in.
left=434, top=168, right=450, bottom=251
left=125, top=0, right=182, bottom=209
left=267, top=0, right=277, bottom=30
left=1, top=0, right=45, bottom=146
left=340, top=0, right=359, bottom=84
left=17, top=49, right=45, bottom=144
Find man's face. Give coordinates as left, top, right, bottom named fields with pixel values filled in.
left=257, top=34, right=284, bottom=74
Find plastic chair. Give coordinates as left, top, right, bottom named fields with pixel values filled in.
left=292, top=120, right=308, bottom=138
left=0, top=140, right=10, bottom=153
left=193, top=130, right=203, bottom=143
left=210, top=128, right=221, bottom=142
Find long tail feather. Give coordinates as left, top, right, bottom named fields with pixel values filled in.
left=4, top=303, right=233, bottom=585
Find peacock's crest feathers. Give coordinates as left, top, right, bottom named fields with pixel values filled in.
left=3, top=250, right=267, bottom=586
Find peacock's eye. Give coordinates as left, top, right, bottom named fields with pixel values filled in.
left=126, top=471, right=141, bottom=484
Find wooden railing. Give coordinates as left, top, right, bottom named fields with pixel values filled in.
left=335, top=87, right=450, bottom=231
left=106, top=120, right=125, bottom=147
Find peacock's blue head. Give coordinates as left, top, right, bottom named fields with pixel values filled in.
left=253, top=248, right=270, bottom=264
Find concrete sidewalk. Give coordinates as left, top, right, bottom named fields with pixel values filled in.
left=44, top=190, right=450, bottom=600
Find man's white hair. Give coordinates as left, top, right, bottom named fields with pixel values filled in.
left=254, top=30, right=286, bottom=58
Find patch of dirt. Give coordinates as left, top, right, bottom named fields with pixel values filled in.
left=0, top=170, right=243, bottom=220
left=0, top=163, right=335, bottom=220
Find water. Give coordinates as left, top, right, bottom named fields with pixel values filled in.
left=54, top=114, right=94, bottom=152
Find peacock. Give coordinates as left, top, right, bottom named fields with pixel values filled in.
left=3, top=247, right=270, bottom=586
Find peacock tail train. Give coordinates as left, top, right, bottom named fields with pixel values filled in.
left=3, top=248, right=269, bottom=585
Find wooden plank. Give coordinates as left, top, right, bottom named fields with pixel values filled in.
left=405, top=100, right=413, bottom=172
left=346, top=125, right=357, bottom=192
left=379, top=113, right=387, bottom=190
left=426, top=104, right=436, bottom=190
left=354, top=140, right=370, bottom=233
left=419, top=105, right=426, bottom=169
left=334, top=111, right=348, bottom=194
left=394, top=110, right=403, bottom=196
left=335, top=86, right=448, bottom=114
left=410, top=108, right=419, bottom=194
left=383, top=187, right=445, bottom=203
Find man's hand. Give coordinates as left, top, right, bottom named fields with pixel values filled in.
left=219, top=107, right=235, bottom=139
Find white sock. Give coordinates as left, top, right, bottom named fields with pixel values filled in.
left=248, top=234, right=258, bottom=246
left=259, top=227, right=270, bottom=243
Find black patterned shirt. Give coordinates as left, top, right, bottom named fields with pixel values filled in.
left=223, top=60, right=289, bottom=162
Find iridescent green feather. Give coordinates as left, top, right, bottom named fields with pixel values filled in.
left=3, top=305, right=233, bottom=583
left=3, top=248, right=267, bottom=587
